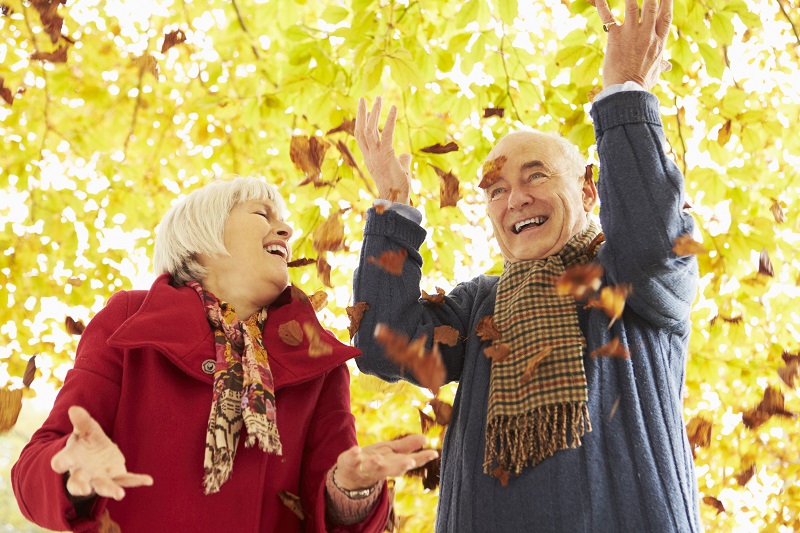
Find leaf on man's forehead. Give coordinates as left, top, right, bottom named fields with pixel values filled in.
left=23, top=355, right=37, bottom=388
left=555, top=263, right=604, bottom=300
left=421, top=287, right=446, bottom=305
left=160, top=29, right=187, bottom=53
left=492, top=466, right=509, bottom=487
left=585, top=283, right=632, bottom=328
left=326, top=117, right=355, bottom=136
left=430, top=164, right=461, bottom=208
left=374, top=324, right=446, bottom=395
left=421, top=141, right=459, bottom=154
left=758, top=248, right=774, bottom=277
left=520, top=346, right=553, bottom=384
left=672, top=234, right=708, bottom=256
left=590, top=337, right=630, bottom=359
left=278, top=320, right=304, bottom=346
left=65, top=316, right=86, bottom=335
left=483, top=107, right=505, bottom=118
left=478, top=155, right=507, bottom=189
left=278, top=490, right=305, bottom=520
left=290, top=135, right=329, bottom=185
left=31, top=45, right=69, bottom=64
left=0, top=387, right=23, bottom=433
left=316, top=257, right=332, bottom=288
left=475, top=315, right=501, bottom=341
left=312, top=209, right=347, bottom=254
left=309, top=291, right=327, bottom=312
left=685, top=416, right=712, bottom=450
left=484, top=342, right=511, bottom=362
left=346, top=302, right=369, bottom=339
left=434, top=325, right=460, bottom=347
left=367, top=249, right=408, bottom=275
left=429, top=398, right=453, bottom=425
left=303, top=323, right=332, bottom=357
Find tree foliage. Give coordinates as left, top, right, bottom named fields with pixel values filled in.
left=1, top=0, right=799, bottom=530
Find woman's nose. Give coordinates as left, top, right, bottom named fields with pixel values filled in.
left=276, top=221, right=293, bottom=239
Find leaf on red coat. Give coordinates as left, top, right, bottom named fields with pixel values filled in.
left=278, top=490, right=305, bottom=520
left=672, top=234, right=708, bottom=256
left=433, top=325, right=459, bottom=347
left=430, top=164, right=461, bottom=208
left=313, top=209, right=347, bottom=254
left=555, top=263, right=604, bottom=300
left=420, top=141, right=459, bottom=154
left=287, top=257, right=316, bottom=268
left=590, top=337, right=630, bottom=359
left=483, top=342, right=511, bottom=362
left=585, top=283, right=631, bottom=328
left=22, top=355, right=37, bottom=388
left=419, top=409, right=435, bottom=433
left=478, top=155, right=507, bottom=189
left=346, top=302, right=369, bottom=339
left=0, top=387, right=23, bottom=432
left=758, top=248, right=774, bottom=277
left=734, top=461, right=756, bottom=487
left=367, top=249, right=407, bottom=276
left=520, top=346, right=553, bottom=384
left=65, top=316, right=86, bottom=335
left=31, top=0, right=65, bottom=43
left=309, top=291, right=328, bottom=312
left=160, top=29, right=187, bottom=53
left=770, top=199, right=786, bottom=224
left=475, top=315, right=501, bottom=342
left=290, top=135, right=329, bottom=186
left=302, top=323, right=332, bottom=357
left=483, top=107, right=505, bottom=118
left=278, top=320, right=304, bottom=346
left=316, top=256, right=332, bottom=288
left=702, top=495, right=725, bottom=515
left=685, top=416, right=712, bottom=449
left=31, top=45, right=69, bottom=63
left=98, top=509, right=121, bottom=533
left=326, top=117, right=355, bottom=136
left=421, top=287, right=445, bottom=305
left=429, top=398, right=453, bottom=426
left=492, top=466, right=509, bottom=487
left=374, top=324, right=446, bottom=395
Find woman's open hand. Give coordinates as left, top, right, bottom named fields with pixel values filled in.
left=50, top=406, right=153, bottom=501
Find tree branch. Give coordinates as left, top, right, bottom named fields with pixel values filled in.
left=499, top=38, right=521, bottom=123
left=230, top=0, right=261, bottom=59
left=776, top=0, right=800, bottom=46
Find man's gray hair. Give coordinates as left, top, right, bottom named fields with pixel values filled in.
left=153, top=177, right=287, bottom=285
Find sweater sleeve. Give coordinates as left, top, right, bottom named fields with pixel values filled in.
left=352, top=209, right=482, bottom=385
left=11, top=292, right=131, bottom=532
left=590, top=91, right=698, bottom=330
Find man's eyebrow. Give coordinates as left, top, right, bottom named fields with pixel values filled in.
left=520, top=160, right=549, bottom=172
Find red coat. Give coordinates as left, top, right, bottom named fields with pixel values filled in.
left=12, top=274, right=389, bottom=532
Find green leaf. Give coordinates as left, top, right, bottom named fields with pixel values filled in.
left=456, top=0, right=480, bottom=29
left=710, top=12, right=735, bottom=46
left=698, top=43, right=724, bottom=79
left=497, top=0, right=518, bottom=25
left=321, top=5, right=349, bottom=24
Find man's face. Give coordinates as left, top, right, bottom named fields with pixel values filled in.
left=483, top=132, right=597, bottom=262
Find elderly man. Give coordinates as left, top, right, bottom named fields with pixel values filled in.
left=352, top=0, right=702, bottom=531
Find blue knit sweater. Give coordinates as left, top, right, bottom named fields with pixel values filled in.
left=354, top=91, right=702, bottom=532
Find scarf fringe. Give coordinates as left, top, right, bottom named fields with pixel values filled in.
left=243, top=414, right=283, bottom=455
left=203, top=449, right=236, bottom=494
left=483, top=402, right=591, bottom=475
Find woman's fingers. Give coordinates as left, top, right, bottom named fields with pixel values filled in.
left=113, top=472, right=154, bottom=488
left=91, top=476, right=125, bottom=501
left=66, top=468, right=94, bottom=497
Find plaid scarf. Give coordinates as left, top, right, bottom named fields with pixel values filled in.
left=188, top=282, right=283, bottom=494
left=485, top=220, right=602, bottom=477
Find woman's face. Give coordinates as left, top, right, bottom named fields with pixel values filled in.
left=198, top=199, right=293, bottom=315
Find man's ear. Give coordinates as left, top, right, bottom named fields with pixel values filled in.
left=582, top=164, right=598, bottom=212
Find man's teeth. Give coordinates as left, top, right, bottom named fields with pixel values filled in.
left=514, top=217, right=547, bottom=234
left=264, top=244, right=286, bottom=258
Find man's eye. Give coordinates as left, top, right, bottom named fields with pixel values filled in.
left=489, top=187, right=505, bottom=199
left=529, top=172, right=545, bottom=181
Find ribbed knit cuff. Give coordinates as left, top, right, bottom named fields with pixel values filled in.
left=325, top=467, right=384, bottom=526
left=590, top=91, right=663, bottom=134
left=364, top=208, right=427, bottom=251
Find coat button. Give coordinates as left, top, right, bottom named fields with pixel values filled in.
left=201, top=360, right=216, bottom=374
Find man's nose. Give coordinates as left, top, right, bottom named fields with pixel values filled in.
left=508, top=187, right=533, bottom=210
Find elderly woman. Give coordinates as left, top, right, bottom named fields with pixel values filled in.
left=12, top=177, right=436, bottom=532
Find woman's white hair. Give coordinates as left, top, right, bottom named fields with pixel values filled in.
left=153, top=177, right=287, bottom=285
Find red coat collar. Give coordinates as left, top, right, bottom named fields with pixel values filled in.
left=107, top=274, right=360, bottom=389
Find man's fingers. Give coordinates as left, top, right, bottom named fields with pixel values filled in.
left=113, top=472, right=154, bottom=488
left=655, top=0, right=673, bottom=40
left=355, top=98, right=366, bottom=135
left=382, top=105, right=398, bottom=143
left=398, top=153, right=412, bottom=175
left=594, top=0, right=615, bottom=25
left=641, top=0, right=658, bottom=28
left=366, top=97, right=382, bottom=134
left=624, top=0, right=640, bottom=19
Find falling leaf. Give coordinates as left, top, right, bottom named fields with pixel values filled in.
left=303, top=323, right=332, bottom=357
left=312, top=210, right=347, bottom=254
left=555, top=263, right=604, bottom=299
left=309, top=291, right=328, bottom=312
left=374, top=324, right=446, bottom=395
left=335, top=140, right=362, bottom=174
left=758, top=248, right=774, bottom=277
left=326, top=118, right=355, bottom=136
left=133, top=53, right=158, bottom=77
left=585, top=283, right=632, bottom=328
left=0, top=387, right=23, bottom=433
left=587, top=87, right=602, bottom=102
left=65, top=316, right=86, bottom=335
left=430, top=164, right=460, bottom=208
left=278, top=320, right=304, bottom=346
left=290, top=135, right=329, bottom=185
left=405, top=454, right=440, bottom=490
left=23, top=355, right=37, bottom=388
left=66, top=276, right=83, bottom=286
left=0, top=77, right=14, bottom=105
left=367, top=249, right=408, bottom=275
left=520, top=346, right=553, bottom=384
left=346, top=302, right=369, bottom=339
left=421, top=141, right=458, bottom=154
left=734, top=462, right=756, bottom=486
left=777, top=355, right=799, bottom=388
left=742, top=386, right=796, bottom=430
left=421, top=287, right=445, bottom=305
left=98, top=509, right=121, bottom=533
left=475, top=316, right=501, bottom=342
left=316, top=257, right=331, bottom=288
left=492, top=466, right=509, bottom=487
left=478, top=155, right=507, bottom=189
left=717, top=120, right=732, bottom=145
left=31, top=0, right=65, bottom=43
left=419, top=409, right=435, bottom=433
left=278, top=490, right=305, bottom=520
left=741, top=407, right=770, bottom=430
left=434, top=325, right=460, bottom=347
left=702, top=495, right=725, bottom=515
left=683, top=201, right=693, bottom=210
left=590, top=337, right=630, bottom=359
left=287, top=258, right=316, bottom=268
left=30, top=45, right=69, bottom=63
left=685, top=416, right=712, bottom=449
left=1, top=5, right=13, bottom=16
left=289, top=286, right=311, bottom=305
left=484, top=342, right=511, bottom=362
left=160, top=29, right=187, bottom=53
left=770, top=199, right=785, bottom=224
left=483, top=107, right=505, bottom=118
left=429, top=398, right=453, bottom=425
left=672, top=234, right=707, bottom=256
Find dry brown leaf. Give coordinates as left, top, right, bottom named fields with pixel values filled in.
left=520, top=346, right=554, bottom=384
left=741, top=407, right=771, bottom=430
left=421, top=141, right=459, bottom=154
left=483, top=107, right=505, bottom=118
left=492, top=466, right=509, bottom=487
left=160, top=29, right=187, bottom=53
left=0, top=387, right=23, bottom=433
left=303, top=323, right=332, bottom=357
left=672, top=234, right=708, bottom=256
left=98, top=509, right=121, bottom=533
left=0, top=77, right=14, bottom=105
left=278, top=320, right=304, bottom=346
left=429, top=398, right=453, bottom=426
left=404, top=454, right=441, bottom=490
left=434, top=325, right=460, bottom=347
left=478, top=155, right=507, bottom=189
left=367, top=249, right=408, bottom=276
left=375, top=203, right=388, bottom=215
left=31, top=45, right=68, bottom=63
left=326, top=118, right=355, bottom=136
left=278, top=490, right=305, bottom=520
left=133, top=53, right=158, bottom=77
left=770, top=199, right=785, bottom=224
left=484, top=342, right=511, bottom=362
left=346, top=302, right=369, bottom=339
left=421, top=287, right=446, bottom=305
left=734, top=462, right=756, bottom=487
left=702, top=495, right=725, bottom=515
left=475, top=315, right=501, bottom=342
left=742, top=386, right=796, bottom=429
left=717, top=120, right=732, bottom=145
left=65, top=316, right=86, bottom=335
left=590, top=337, right=630, bottom=359
left=66, top=276, right=83, bottom=286
left=758, top=248, right=774, bottom=277
left=587, top=87, right=602, bottom=102
left=316, top=256, right=331, bottom=288
left=312, top=210, right=347, bottom=254
left=309, top=291, right=328, bottom=312
left=374, top=324, right=446, bottom=395
left=31, top=0, right=65, bottom=43
left=429, top=164, right=461, bottom=208
left=585, top=283, right=632, bottom=328
left=287, top=258, right=316, bottom=268
left=685, top=416, right=712, bottom=449
left=290, top=135, right=329, bottom=185
left=335, top=140, right=362, bottom=174
left=555, top=263, right=604, bottom=299
left=777, top=356, right=799, bottom=388
left=23, top=355, right=37, bottom=388
left=419, top=408, right=435, bottom=433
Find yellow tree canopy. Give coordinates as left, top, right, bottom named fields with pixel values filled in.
left=1, top=0, right=799, bottom=530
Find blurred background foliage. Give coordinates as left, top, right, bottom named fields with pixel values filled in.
left=1, top=0, right=799, bottom=530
